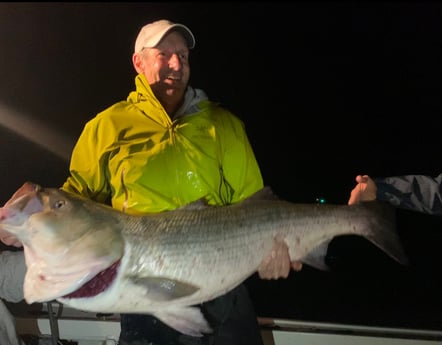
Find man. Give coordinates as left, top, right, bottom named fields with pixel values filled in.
left=59, top=19, right=299, bottom=344
left=0, top=19, right=299, bottom=344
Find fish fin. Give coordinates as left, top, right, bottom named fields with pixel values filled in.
left=178, top=199, right=210, bottom=211
left=301, top=241, right=331, bottom=271
left=129, top=276, right=200, bottom=301
left=240, top=186, right=280, bottom=203
left=154, top=306, right=213, bottom=337
left=357, top=201, right=408, bottom=265
left=179, top=186, right=279, bottom=210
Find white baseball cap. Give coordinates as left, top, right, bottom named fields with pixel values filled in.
left=134, top=19, right=196, bottom=53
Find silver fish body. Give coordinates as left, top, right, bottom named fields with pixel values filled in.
left=0, top=182, right=407, bottom=336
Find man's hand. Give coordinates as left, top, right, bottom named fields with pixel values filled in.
left=348, top=174, right=377, bottom=205
left=258, top=238, right=302, bottom=280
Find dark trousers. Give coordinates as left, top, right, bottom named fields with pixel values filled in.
left=118, top=283, right=264, bottom=345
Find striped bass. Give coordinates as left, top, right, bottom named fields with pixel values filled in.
left=0, top=182, right=407, bottom=336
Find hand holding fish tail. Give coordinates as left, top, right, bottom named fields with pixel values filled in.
left=258, top=238, right=302, bottom=280
left=348, top=175, right=377, bottom=205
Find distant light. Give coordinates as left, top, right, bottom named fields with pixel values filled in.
left=316, top=197, right=326, bottom=204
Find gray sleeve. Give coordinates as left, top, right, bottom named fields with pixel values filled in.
left=0, top=300, right=24, bottom=345
left=374, top=174, right=442, bottom=215
left=0, top=251, right=25, bottom=303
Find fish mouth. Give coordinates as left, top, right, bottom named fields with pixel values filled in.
left=23, top=250, right=123, bottom=303
left=61, top=259, right=121, bottom=299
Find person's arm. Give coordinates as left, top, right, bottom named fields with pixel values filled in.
left=348, top=174, right=442, bottom=215
left=0, top=299, right=24, bottom=345
left=375, top=174, right=442, bottom=215
left=0, top=251, right=25, bottom=303
left=61, top=115, right=112, bottom=203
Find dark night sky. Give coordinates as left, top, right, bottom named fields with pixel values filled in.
left=0, top=2, right=440, bottom=331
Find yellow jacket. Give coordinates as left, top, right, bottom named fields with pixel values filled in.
left=62, top=74, right=263, bottom=214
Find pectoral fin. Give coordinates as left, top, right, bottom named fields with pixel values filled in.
left=129, top=276, right=200, bottom=301
left=154, top=306, right=213, bottom=337
left=302, top=241, right=331, bottom=271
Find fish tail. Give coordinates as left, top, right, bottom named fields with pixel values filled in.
left=358, top=201, right=408, bottom=265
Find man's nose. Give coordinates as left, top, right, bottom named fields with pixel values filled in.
left=169, top=53, right=182, bottom=70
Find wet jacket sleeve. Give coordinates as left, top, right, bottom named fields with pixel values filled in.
left=0, top=251, right=25, bottom=303
left=215, top=111, right=264, bottom=204
left=374, top=174, right=442, bottom=215
left=61, top=115, right=112, bottom=203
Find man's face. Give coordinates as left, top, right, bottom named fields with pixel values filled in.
left=139, top=31, right=190, bottom=104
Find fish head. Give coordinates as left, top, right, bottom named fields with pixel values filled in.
left=1, top=182, right=125, bottom=303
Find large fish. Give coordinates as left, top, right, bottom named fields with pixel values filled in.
left=0, top=182, right=407, bottom=336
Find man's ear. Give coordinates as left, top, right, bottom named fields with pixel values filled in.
left=132, top=53, right=143, bottom=73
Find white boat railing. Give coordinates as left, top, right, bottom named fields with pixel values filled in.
left=11, top=301, right=442, bottom=345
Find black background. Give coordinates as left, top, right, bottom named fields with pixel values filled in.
left=0, top=2, right=440, bottom=331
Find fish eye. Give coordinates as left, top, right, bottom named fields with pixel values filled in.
left=53, top=200, right=65, bottom=209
